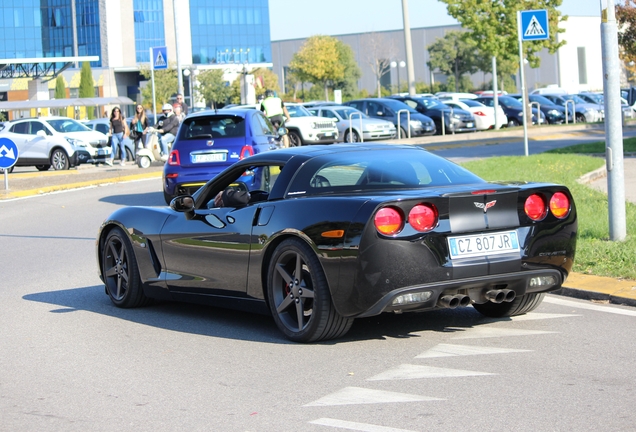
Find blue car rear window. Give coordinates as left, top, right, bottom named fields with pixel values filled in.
left=181, top=115, right=246, bottom=139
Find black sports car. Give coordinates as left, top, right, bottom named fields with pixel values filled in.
left=96, top=144, right=577, bottom=342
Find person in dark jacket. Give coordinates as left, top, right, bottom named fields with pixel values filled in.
left=157, top=103, right=180, bottom=160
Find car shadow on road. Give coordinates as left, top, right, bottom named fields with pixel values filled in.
left=23, top=285, right=509, bottom=345
left=99, top=191, right=166, bottom=207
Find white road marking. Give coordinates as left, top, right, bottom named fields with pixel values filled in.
left=505, top=312, right=582, bottom=321
left=448, top=327, right=556, bottom=339
left=309, top=418, right=417, bottom=432
left=544, top=296, right=636, bottom=317
left=304, top=386, right=443, bottom=407
left=416, top=343, right=531, bottom=358
left=367, top=364, right=494, bottom=381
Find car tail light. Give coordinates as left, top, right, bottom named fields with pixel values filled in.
left=524, top=194, right=547, bottom=221
left=240, top=145, right=254, bottom=160
left=472, top=189, right=496, bottom=195
left=408, top=204, right=438, bottom=232
left=473, top=111, right=487, bottom=116
left=167, top=150, right=180, bottom=166
left=549, top=192, right=570, bottom=219
left=374, top=207, right=404, bottom=236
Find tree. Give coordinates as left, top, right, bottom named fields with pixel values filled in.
left=197, top=69, right=232, bottom=108
left=289, top=35, right=345, bottom=100
left=616, top=0, right=636, bottom=83
left=54, top=75, right=66, bottom=99
left=440, top=0, right=566, bottom=68
left=333, top=39, right=362, bottom=99
left=362, top=33, right=396, bottom=98
left=139, top=65, right=178, bottom=108
left=427, top=31, right=479, bottom=92
left=79, top=62, right=95, bottom=119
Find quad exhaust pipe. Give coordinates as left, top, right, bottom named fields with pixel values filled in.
left=484, top=289, right=516, bottom=304
left=437, top=294, right=471, bottom=309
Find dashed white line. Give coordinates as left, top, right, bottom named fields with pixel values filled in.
left=309, top=417, right=418, bottom=432
left=544, top=296, right=636, bottom=316
left=367, top=364, right=494, bottom=381
left=304, top=386, right=443, bottom=407
left=416, top=343, right=531, bottom=358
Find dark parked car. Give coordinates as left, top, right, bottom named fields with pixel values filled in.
left=162, top=108, right=282, bottom=204
left=474, top=96, right=545, bottom=127
left=97, top=144, right=577, bottom=342
left=508, top=94, right=572, bottom=124
left=344, top=98, right=436, bottom=137
left=539, top=94, right=602, bottom=123
left=389, top=95, right=476, bottom=134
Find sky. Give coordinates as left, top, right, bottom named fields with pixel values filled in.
left=268, top=0, right=603, bottom=41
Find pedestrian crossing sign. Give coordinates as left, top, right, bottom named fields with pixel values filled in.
left=521, top=9, right=549, bottom=41
left=151, top=46, right=168, bottom=70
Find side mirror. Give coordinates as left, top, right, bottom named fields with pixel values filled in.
left=170, top=195, right=195, bottom=212
left=332, top=117, right=339, bottom=122
left=376, top=111, right=384, bottom=116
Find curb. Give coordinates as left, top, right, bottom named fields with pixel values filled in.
left=0, top=171, right=162, bottom=200
left=556, top=272, right=636, bottom=307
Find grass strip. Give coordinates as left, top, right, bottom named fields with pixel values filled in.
left=545, top=136, right=636, bottom=154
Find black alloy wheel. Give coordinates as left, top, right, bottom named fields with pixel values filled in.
left=472, top=293, right=545, bottom=318
left=51, top=149, right=70, bottom=170
left=102, top=227, right=150, bottom=308
left=287, top=131, right=302, bottom=147
left=267, top=238, right=353, bottom=342
left=575, top=113, right=586, bottom=123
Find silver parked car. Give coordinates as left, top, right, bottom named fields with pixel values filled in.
left=307, top=105, right=396, bottom=142
left=84, top=118, right=136, bottom=162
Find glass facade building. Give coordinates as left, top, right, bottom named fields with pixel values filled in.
left=0, top=0, right=101, bottom=66
left=133, top=0, right=166, bottom=63
left=189, top=0, right=271, bottom=65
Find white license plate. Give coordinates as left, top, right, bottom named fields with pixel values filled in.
left=448, top=231, right=519, bottom=259
left=324, top=132, right=333, bottom=136
left=97, top=149, right=106, bottom=155
left=466, top=122, right=474, bottom=128
left=192, top=153, right=226, bottom=163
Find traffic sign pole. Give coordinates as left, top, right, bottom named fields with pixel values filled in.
left=0, top=137, right=19, bottom=191
left=601, top=0, right=626, bottom=241
left=151, top=48, right=157, bottom=124
left=517, top=11, right=529, bottom=156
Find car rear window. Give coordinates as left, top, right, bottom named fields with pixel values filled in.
left=180, top=115, right=246, bottom=139
left=290, top=150, right=485, bottom=195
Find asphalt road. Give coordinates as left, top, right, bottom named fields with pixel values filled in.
left=1, top=172, right=636, bottom=431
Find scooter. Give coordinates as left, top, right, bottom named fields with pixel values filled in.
left=136, top=128, right=170, bottom=168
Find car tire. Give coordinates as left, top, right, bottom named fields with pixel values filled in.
left=344, top=130, right=360, bottom=143
left=398, top=127, right=409, bottom=139
left=266, top=238, right=353, bottom=342
left=163, top=191, right=173, bottom=205
left=288, top=130, right=302, bottom=147
left=36, top=165, right=51, bottom=171
left=138, top=155, right=151, bottom=169
left=0, top=166, right=14, bottom=174
left=575, top=113, right=586, bottom=123
left=125, top=147, right=135, bottom=162
left=51, top=149, right=70, bottom=170
left=101, top=227, right=151, bottom=308
left=472, top=292, right=545, bottom=318
left=507, top=118, right=520, bottom=128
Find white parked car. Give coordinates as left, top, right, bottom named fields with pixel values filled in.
left=0, top=116, right=110, bottom=171
left=442, top=99, right=508, bottom=130
left=229, top=103, right=340, bottom=146
left=307, top=105, right=396, bottom=142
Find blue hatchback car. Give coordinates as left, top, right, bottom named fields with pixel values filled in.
left=162, top=109, right=282, bottom=204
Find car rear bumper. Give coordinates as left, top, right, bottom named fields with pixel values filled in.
left=355, top=268, right=564, bottom=318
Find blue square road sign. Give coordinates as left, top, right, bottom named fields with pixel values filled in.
left=151, top=46, right=168, bottom=70
left=521, top=9, right=549, bottom=41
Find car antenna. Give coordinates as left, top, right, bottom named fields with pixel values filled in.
left=213, top=101, right=217, bottom=114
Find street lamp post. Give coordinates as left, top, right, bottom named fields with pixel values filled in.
left=390, top=61, right=406, bottom=93
left=183, top=67, right=200, bottom=110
